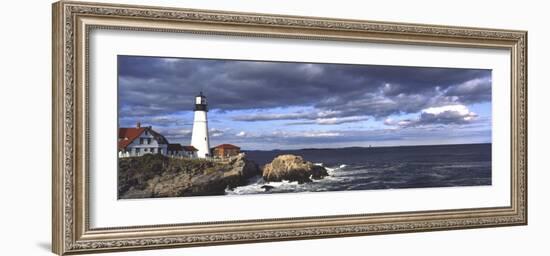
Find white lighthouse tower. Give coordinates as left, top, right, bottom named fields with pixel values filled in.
left=191, top=92, right=211, bottom=158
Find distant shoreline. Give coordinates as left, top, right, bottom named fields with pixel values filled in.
left=242, top=142, right=492, bottom=152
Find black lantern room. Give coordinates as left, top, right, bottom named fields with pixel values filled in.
left=194, top=91, right=208, bottom=112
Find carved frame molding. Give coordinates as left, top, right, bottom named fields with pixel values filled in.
left=52, top=1, right=527, bottom=255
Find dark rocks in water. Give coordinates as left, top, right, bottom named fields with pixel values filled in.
left=262, top=154, right=329, bottom=183
left=261, top=185, right=275, bottom=191
left=118, top=153, right=261, bottom=199
left=223, top=153, right=261, bottom=187
left=310, top=165, right=329, bottom=180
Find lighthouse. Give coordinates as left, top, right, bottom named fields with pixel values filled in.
left=191, top=92, right=211, bottom=158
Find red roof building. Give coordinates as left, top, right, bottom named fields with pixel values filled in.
left=212, top=144, right=241, bottom=158
left=118, top=127, right=146, bottom=149
left=118, top=122, right=170, bottom=157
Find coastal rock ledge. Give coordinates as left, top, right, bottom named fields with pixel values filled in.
left=118, top=153, right=260, bottom=199
left=262, top=154, right=329, bottom=183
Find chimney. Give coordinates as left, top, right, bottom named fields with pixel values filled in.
left=136, top=122, right=141, bottom=128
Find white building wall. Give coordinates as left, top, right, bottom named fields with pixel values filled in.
left=167, top=150, right=198, bottom=159
left=119, top=130, right=168, bottom=157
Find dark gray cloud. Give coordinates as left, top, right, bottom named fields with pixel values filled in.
left=287, top=116, right=370, bottom=125
left=154, top=127, right=192, bottom=142
left=232, top=111, right=315, bottom=122
left=119, top=115, right=192, bottom=127
left=384, top=105, right=478, bottom=128
left=417, top=111, right=477, bottom=125
left=443, top=77, right=492, bottom=103
left=118, top=55, right=492, bottom=121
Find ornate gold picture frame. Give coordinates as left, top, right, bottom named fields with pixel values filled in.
left=52, top=1, right=527, bottom=255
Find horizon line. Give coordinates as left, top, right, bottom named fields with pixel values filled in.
left=241, top=142, right=492, bottom=152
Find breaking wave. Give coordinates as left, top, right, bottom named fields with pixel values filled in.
left=225, top=163, right=350, bottom=195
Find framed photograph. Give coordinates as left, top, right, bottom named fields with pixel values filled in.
left=52, top=1, right=527, bottom=255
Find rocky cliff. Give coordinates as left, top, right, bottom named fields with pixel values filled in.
left=262, top=154, right=329, bottom=183
left=118, top=153, right=260, bottom=199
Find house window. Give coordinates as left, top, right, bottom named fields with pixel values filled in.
left=135, top=148, right=140, bottom=154
left=159, top=149, right=162, bottom=154
left=144, top=148, right=149, bottom=152
left=140, top=138, right=144, bottom=144
left=147, top=138, right=151, bottom=144
left=152, top=148, right=156, bottom=153
left=145, top=131, right=148, bottom=136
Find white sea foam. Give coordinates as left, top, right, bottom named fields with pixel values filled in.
left=225, top=179, right=303, bottom=195
left=226, top=163, right=353, bottom=195
left=324, top=164, right=340, bottom=174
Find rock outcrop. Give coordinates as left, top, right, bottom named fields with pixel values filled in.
left=118, top=153, right=260, bottom=199
left=262, top=154, right=329, bottom=183
left=220, top=153, right=261, bottom=188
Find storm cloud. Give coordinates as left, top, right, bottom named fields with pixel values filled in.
left=384, top=105, right=479, bottom=128
left=118, top=55, right=492, bottom=149
left=119, top=56, right=491, bottom=119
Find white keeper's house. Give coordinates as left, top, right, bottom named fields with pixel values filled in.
left=118, top=122, right=170, bottom=158
left=118, top=122, right=199, bottom=158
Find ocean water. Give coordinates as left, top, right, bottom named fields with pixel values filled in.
left=225, top=143, right=492, bottom=195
